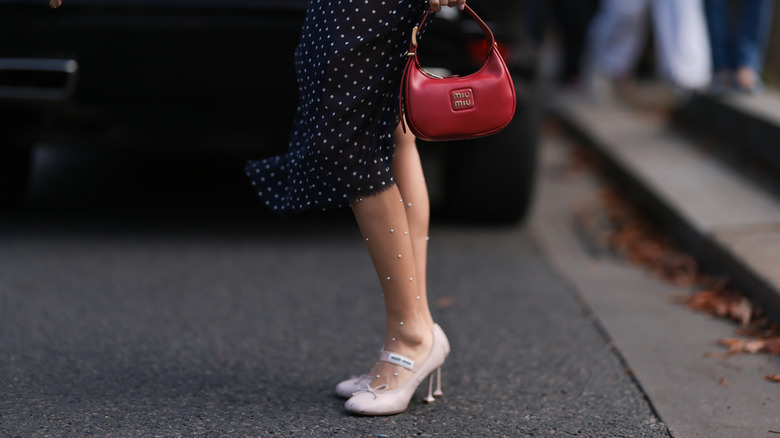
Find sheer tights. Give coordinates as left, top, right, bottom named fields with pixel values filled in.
left=350, top=124, right=435, bottom=390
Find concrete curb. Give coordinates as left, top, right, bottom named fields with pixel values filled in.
left=675, top=91, right=780, bottom=176
left=549, top=93, right=780, bottom=326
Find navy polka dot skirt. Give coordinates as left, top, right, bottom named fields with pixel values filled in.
left=245, top=0, right=429, bottom=214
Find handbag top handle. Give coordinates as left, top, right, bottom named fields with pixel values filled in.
left=409, top=5, right=496, bottom=60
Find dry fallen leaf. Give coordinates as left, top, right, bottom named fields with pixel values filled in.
left=734, top=298, right=753, bottom=326
left=594, top=187, right=701, bottom=286
left=764, top=374, right=780, bottom=383
left=718, top=376, right=729, bottom=387
left=719, top=337, right=780, bottom=356
left=685, top=290, right=759, bottom=327
left=434, top=296, right=456, bottom=309
left=565, top=146, right=780, bottom=362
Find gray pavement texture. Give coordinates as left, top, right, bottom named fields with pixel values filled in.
left=0, top=212, right=668, bottom=437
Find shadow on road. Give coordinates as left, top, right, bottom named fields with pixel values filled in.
left=5, top=144, right=355, bottom=237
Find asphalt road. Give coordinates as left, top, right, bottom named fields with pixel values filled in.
left=0, top=147, right=669, bottom=437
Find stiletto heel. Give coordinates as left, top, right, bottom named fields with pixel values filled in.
left=345, top=324, right=451, bottom=416
left=433, top=367, right=444, bottom=398
left=424, top=372, right=436, bottom=403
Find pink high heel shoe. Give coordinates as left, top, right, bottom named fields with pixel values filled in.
left=335, top=373, right=372, bottom=399
left=344, top=324, right=450, bottom=416
left=335, top=345, right=388, bottom=399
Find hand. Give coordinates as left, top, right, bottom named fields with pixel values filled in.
left=428, top=0, right=466, bottom=13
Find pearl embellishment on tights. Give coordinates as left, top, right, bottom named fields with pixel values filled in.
left=392, top=337, right=396, bottom=341
left=390, top=228, right=394, bottom=233
left=407, top=203, right=412, bottom=207
left=404, top=231, right=408, bottom=235
left=386, top=276, right=391, bottom=280
left=409, top=277, right=413, bottom=281
left=398, top=254, right=402, bottom=258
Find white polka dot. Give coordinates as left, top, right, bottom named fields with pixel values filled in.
left=244, top=0, right=425, bottom=213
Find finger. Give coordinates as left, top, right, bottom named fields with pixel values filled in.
left=429, top=0, right=441, bottom=12
left=447, top=0, right=456, bottom=7
left=458, top=0, right=466, bottom=10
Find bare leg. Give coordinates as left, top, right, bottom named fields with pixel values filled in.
left=350, top=126, right=435, bottom=390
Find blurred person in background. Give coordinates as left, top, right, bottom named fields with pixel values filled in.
left=245, top=0, right=463, bottom=416
left=583, top=0, right=711, bottom=98
left=537, top=0, right=600, bottom=87
left=704, top=0, right=774, bottom=94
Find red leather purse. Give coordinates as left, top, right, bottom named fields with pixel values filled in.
left=400, top=6, right=516, bottom=142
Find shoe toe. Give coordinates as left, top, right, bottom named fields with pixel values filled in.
left=344, top=392, right=374, bottom=414
left=345, top=391, right=407, bottom=416
left=335, top=380, right=358, bottom=399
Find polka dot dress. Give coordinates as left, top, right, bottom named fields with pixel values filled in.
left=245, top=0, right=430, bottom=214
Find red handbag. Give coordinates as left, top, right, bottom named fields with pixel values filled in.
left=400, top=5, right=516, bottom=141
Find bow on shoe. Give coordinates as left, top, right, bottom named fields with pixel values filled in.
left=353, top=382, right=390, bottom=399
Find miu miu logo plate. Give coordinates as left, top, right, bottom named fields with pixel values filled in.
left=450, top=88, right=474, bottom=111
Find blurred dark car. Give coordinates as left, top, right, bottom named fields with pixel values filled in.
left=0, top=0, right=538, bottom=221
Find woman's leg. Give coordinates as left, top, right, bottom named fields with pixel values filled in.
left=735, top=0, right=774, bottom=90
left=392, top=124, right=434, bottom=329
left=703, top=0, right=733, bottom=93
left=704, top=0, right=731, bottom=72
left=351, top=180, right=434, bottom=390
left=651, top=0, right=711, bottom=90
left=585, top=0, right=651, bottom=79
left=336, top=124, right=434, bottom=397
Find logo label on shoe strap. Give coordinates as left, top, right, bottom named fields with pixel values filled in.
left=385, top=353, right=415, bottom=370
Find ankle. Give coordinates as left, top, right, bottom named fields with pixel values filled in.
left=395, top=330, right=427, bottom=348
left=385, top=322, right=433, bottom=355
left=736, top=67, right=756, bottom=88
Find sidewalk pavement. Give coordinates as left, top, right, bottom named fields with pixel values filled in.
left=549, top=87, right=780, bottom=326
left=531, top=128, right=780, bottom=438
left=543, top=86, right=780, bottom=437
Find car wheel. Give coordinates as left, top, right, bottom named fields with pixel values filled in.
left=0, top=110, right=35, bottom=210
left=443, top=85, right=539, bottom=223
